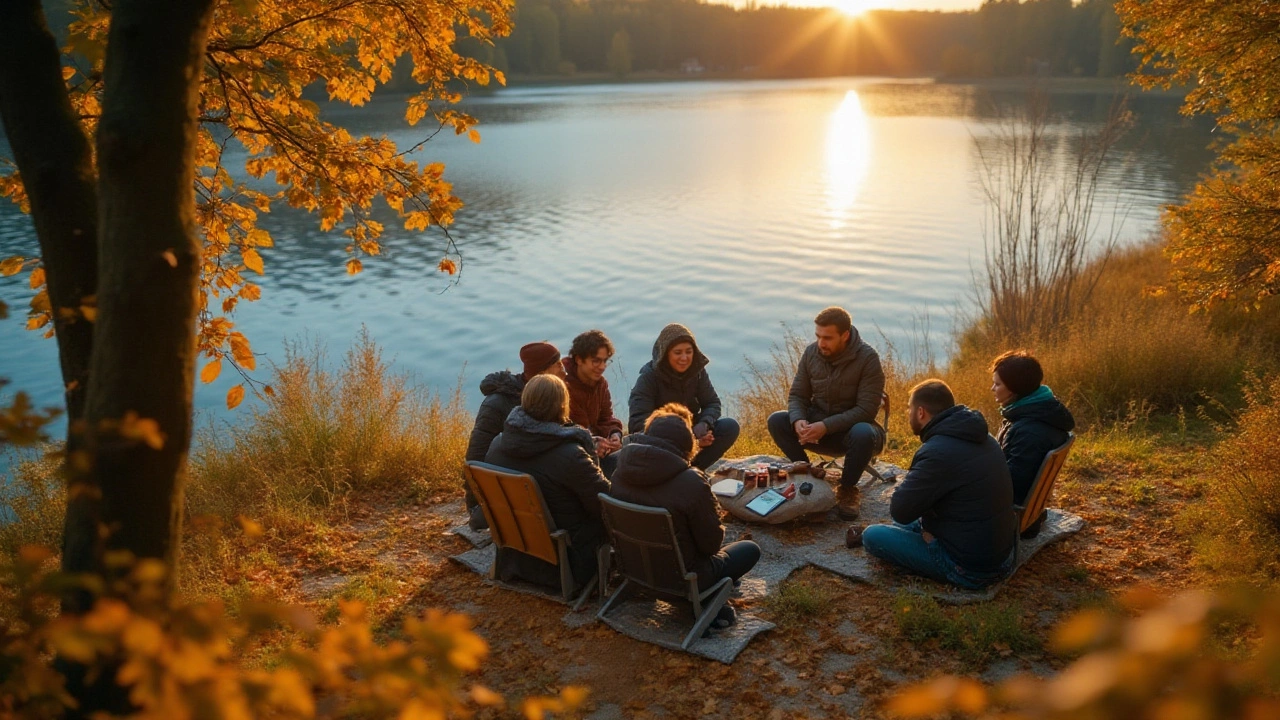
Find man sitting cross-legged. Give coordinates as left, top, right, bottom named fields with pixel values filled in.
left=861, top=380, right=1017, bottom=591
left=767, top=306, right=886, bottom=519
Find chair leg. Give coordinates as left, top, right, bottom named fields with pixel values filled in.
left=596, top=545, right=611, bottom=601
left=555, top=535, right=574, bottom=602
left=682, top=579, right=734, bottom=650
left=571, top=572, right=597, bottom=612
left=596, top=578, right=630, bottom=621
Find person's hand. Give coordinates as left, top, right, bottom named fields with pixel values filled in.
left=807, top=421, right=828, bottom=443
left=698, top=431, right=715, bottom=448
left=593, top=436, right=610, bottom=458
left=793, top=419, right=810, bottom=440
left=922, top=530, right=935, bottom=543
left=605, top=433, right=623, bottom=454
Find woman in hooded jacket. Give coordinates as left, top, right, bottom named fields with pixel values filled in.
left=484, top=374, right=610, bottom=590
left=628, top=323, right=740, bottom=470
left=610, top=404, right=760, bottom=628
left=990, top=350, right=1075, bottom=538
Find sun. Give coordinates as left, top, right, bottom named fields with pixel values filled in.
left=826, top=0, right=889, bottom=16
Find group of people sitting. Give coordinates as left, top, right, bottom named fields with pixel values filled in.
left=463, top=306, right=1074, bottom=606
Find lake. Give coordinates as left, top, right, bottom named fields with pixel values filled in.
left=0, top=77, right=1216, bottom=430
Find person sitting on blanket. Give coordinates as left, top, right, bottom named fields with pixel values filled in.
left=990, top=350, right=1075, bottom=539
left=484, top=374, right=610, bottom=591
left=463, top=341, right=567, bottom=531
left=627, top=323, right=740, bottom=470
left=766, top=306, right=886, bottom=520
left=563, top=329, right=626, bottom=479
left=861, top=380, right=1017, bottom=591
left=609, top=403, right=761, bottom=629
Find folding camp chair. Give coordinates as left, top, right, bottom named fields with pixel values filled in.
left=1013, top=432, right=1075, bottom=562
left=463, top=461, right=595, bottom=610
left=595, top=494, right=734, bottom=650
left=807, top=390, right=896, bottom=483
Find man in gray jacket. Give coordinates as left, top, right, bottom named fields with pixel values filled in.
left=767, top=306, right=885, bottom=519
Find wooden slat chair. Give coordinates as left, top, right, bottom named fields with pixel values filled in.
left=1013, top=432, right=1075, bottom=562
left=806, top=390, right=896, bottom=483
left=595, top=494, right=734, bottom=650
left=463, top=461, right=595, bottom=610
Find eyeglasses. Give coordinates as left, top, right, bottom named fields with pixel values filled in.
left=586, top=355, right=612, bottom=367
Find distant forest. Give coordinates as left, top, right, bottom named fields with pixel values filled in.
left=456, top=0, right=1135, bottom=80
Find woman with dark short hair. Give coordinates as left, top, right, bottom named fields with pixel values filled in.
left=990, top=350, right=1075, bottom=538
left=484, top=374, right=610, bottom=589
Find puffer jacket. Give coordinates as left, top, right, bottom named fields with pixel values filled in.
left=997, top=386, right=1075, bottom=505
left=465, top=370, right=525, bottom=462
left=484, top=407, right=610, bottom=587
left=608, top=433, right=725, bottom=586
left=889, top=405, right=1016, bottom=573
left=627, top=323, right=723, bottom=434
left=787, top=328, right=885, bottom=436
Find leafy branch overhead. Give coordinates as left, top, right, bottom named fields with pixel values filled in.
left=0, top=0, right=511, bottom=409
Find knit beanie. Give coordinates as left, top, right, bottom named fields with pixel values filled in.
left=520, top=342, right=561, bottom=379
left=646, top=415, right=695, bottom=460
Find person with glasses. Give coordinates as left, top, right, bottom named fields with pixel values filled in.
left=563, top=329, right=625, bottom=478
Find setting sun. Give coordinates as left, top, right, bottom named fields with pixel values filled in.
left=825, top=0, right=894, bottom=16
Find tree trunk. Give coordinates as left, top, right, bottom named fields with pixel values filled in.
left=0, top=2, right=99, bottom=430
left=79, top=0, right=215, bottom=594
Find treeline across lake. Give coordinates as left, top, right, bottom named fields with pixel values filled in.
left=454, top=0, right=1136, bottom=81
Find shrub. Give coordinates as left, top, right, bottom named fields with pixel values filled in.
left=187, top=330, right=470, bottom=523
left=0, top=449, right=64, bottom=555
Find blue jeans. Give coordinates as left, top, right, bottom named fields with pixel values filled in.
left=766, top=411, right=884, bottom=487
left=862, top=521, right=1012, bottom=590
left=693, top=418, right=741, bottom=471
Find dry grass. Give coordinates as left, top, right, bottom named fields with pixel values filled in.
left=187, top=329, right=470, bottom=525
left=1186, top=374, right=1280, bottom=584
left=0, top=449, right=64, bottom=555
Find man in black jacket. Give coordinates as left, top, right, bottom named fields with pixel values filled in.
left=861, top=380, right=1016, bottom=590
left=767, top=306, right=886, bottom=520
left=464, top=342, right=565, bottom=530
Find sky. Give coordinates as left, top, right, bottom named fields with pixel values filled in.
left=772, top=0, right=985, bottom=12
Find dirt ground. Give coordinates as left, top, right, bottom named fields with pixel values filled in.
left=245, top=449, right=1202, bottom=720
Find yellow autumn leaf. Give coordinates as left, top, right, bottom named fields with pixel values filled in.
left=29, top=267, right=45, bottom=289
left=245, top=228, right=274, bottom=247
left=263, top=384, right=276, bottom=397
left=29, top=289, right=50, bottom=313
left=237, top=515, right=264, bottom=539
left=470, top=685, right=504, bottom=708
left=118, top=412, right=165, bottom=450
left=229, top=332, right=256, bottom=370
left=346, top=258, right=363, bottom=275
left=438, top=258, right=457, bottom=275
left=201, top=359, right=222, bottom=384
left=0, top=256, right=23, bottom=277
left=243, top=248, right=265, bottom=274
left=80, top=305, right=96, bottom=323
left=468, top=129, right=481, bottom=143
left=227, top=384, right=245, bottom=410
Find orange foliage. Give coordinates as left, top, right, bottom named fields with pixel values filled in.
left=0, top=0, right=512, bottom=399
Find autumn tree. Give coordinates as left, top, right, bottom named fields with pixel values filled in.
left=1117, top=0, right=1280, bottom=308
left=0, top=0, right=510, bottom=612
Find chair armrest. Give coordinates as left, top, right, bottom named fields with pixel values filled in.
left=550, top=529, right=570, bottom=546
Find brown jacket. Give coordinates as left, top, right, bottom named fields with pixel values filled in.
left=563, top=356, right=625, bottom=438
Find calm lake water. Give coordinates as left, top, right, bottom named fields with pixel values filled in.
left=0, top=77, right=1216, bottom=430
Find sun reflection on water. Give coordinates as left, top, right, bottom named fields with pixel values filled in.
left=825, top=89, right=873, bottom=228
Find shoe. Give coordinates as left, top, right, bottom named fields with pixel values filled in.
left=836, top=484, right=861, bottom=520
left=703, top=604, right=738, bottom=636
left=1020, top=510, right=1047, bottom=540
left=467, top=505, right=489, bottom=532
left=845, top=524, right=864, bottom=548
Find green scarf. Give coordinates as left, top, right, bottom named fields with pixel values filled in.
left=1002, top=384, right=1054, bottom=414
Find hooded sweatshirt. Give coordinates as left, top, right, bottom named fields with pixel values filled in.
left=889, top=405, right=1016, bottom=573
left=465, top=370, right=526, bottom=462
left=484, top=406, right=610, bottom=587
left=997, top=385, right=1075, bottom=505
left=787, top=328, right=886, bottom=436
left=609, top=433, right=726, bottom=586
left=627, top=323, right=724, bottom=434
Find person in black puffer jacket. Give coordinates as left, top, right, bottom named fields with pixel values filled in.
left=483, top=375, right=610, bottom=590
left=610, top=405, right=760, bottom=597
left=628, top=323, right=739, bottom=470
left=862, top=380, right=1016, bottom=591
left=990, top=350, right=1075, bottom=538
left=463, top=342, right=565, bottom=530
